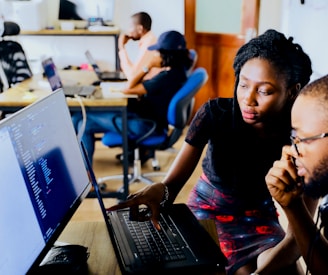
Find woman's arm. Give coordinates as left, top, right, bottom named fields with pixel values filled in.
left=107, top=142, right=204, bottom=229
left=162, top=142, right=204, bottom=202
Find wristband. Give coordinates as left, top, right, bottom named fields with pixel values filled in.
left=142, top=66, right=149, bottom=73
left=160, top=184, right=169, bottom=207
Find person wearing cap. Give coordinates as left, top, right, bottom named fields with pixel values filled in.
left=118, top=12, right=158, bottom=81
left=73, top=30, right=193, bottom=165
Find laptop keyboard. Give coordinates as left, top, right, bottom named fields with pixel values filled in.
left=122, top=212, right=188, bottom=264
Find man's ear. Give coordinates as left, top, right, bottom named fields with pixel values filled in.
left=137, top=24, right=143, bottom=34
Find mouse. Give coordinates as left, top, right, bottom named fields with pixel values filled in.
left=92, top=80, right=101, bottom=86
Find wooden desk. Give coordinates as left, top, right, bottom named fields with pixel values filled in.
left=58, top=199, right=226, bottom=275
left=21, top=28, right=121, bottom=71
left=0, top=71, right=130, bottom=200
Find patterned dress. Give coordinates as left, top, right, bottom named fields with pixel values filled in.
left=186, top=98, right=289, bottom=275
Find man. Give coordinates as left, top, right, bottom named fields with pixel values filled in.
left=118, top=12, right=158, bottom=81
left=265, top=74, right=328, bottom=274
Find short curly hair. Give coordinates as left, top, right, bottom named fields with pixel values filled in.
left=233, top=29, right=312, bottom=91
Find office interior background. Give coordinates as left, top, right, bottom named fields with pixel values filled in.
left=0, top=0, right=326, bottom=82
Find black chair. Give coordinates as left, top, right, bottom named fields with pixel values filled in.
left=97, top=67, right=208, bottom=191
left=0, top=21, right=32, bottom=91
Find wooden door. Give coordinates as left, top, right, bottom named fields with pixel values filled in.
left=185, top=0, right=260, bottom=114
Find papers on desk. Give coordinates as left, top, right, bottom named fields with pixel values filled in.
left=100, top=82, right=138, bottom=98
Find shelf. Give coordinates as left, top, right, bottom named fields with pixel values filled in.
left=20, top=27, right=120, bottom=36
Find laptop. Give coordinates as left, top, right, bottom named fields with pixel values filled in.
left=41, top=57, right=97, bottom=97
left=85, top=50, right=127, bottom=81
left=83, top=142, right=228, bottom=275
left=0, top=90, right=91, bottom=274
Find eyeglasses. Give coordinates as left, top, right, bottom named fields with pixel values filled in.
left=290, top=131, right=328, bottom=156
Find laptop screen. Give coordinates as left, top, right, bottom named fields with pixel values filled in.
left=42, top=57, right=64, bottom=91
left=0, top=90, right=91, bottom=274
left=85, top=50, right=102, bottom=76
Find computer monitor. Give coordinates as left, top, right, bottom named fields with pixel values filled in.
left=0, top=90, right=91, bottom=274
left=58, top=0, right=115, bottom=25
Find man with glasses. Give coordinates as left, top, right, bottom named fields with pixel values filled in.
left=266, top=74, right=328, bottom=274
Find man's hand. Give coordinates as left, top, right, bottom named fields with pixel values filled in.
left=265, top=145, right=303, bottom=208
left=118, top=34, right=131, bottom=50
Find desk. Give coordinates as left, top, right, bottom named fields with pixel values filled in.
left=0, top=71, right=130, bottom=200
left=58, top=198, right=226, bottom=275
left=21, top=28, right=121, bottom=71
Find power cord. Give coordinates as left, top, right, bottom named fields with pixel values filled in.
left=74, top=95, right=87, bottom=142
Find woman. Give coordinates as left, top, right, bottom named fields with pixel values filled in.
left=108, top=29, right=313, bottom=274
left=72, top=30, right=193, bottom=165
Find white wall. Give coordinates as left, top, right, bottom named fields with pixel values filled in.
left=280, top=0, right=328, bottom=80
left=2, top=1, right=327, bottom=80
left=258, top=0, right=283, bottom=34
left=260, top=0, right=327, bottom=81
left=0, top=0, right=184, bottom=72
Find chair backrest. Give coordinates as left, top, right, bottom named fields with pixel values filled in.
left=0, top=21, right=32, bottom=88
left=158, top=67, right=208, bottom=149
left=1, top=21, right=20, bottom=37
left=101, top=67, right=208, bottom=150
left=168, top=67, right=208, bottom=129
left=186, top=49, right=198, bottom=76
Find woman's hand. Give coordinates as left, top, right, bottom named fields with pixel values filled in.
left=265, top=145, right=303, bottom=208
left=107, top=182, right=167, bottom=230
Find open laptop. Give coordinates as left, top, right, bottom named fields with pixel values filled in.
left=83, top=142, right=227, bottom=275
left=0, top=90, right=91, bottom=274
left=41, top=57, right=96, bottom=97
left=85, top=50, right=127, bottom=81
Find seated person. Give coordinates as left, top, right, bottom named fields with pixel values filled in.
left=118, top=11, right=159, bottom=81
left=72, top=30, right=193, bottom=165
left=265, top=74, right=328, bottom=275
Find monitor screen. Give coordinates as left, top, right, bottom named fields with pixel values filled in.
left=0, top=90, right=91, bottom=274
left=58, top=0, right=115, bottom=24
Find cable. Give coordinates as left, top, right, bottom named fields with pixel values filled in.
left=74, top=95, right=87, bottom=142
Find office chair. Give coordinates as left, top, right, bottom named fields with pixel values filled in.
left=97, top=67, right=208, bottom=190
left=0, top=21, right=32, bottom=91
left=187, top=49, right=198, bottom=76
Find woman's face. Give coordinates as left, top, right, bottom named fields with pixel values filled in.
left=237, top=58, right=290, bottom=129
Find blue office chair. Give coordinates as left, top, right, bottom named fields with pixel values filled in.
left=186, top=49, right=198, bottom=76
left=0, top=21, right=32, bottom=91
left=97, top=67, right=208, bottom=188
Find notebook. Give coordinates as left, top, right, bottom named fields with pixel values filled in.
left=85, top=50, right=127, bottom=81
left=41, top=57, right=96, bottom=97
left=82, top=142, right=228, bottom=275
left=0, top=90, right=91, bottom=274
